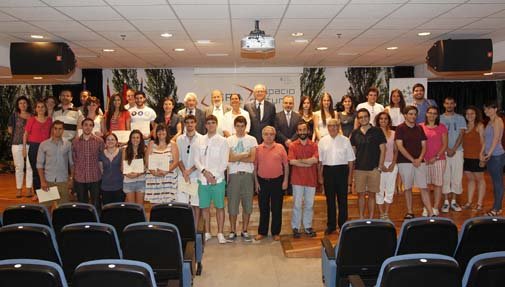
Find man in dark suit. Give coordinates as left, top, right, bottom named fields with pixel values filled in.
left=244, top=84, right=276, bottom=144
left=178, top=92, right=206, bottom=135
left=274, top=95, right=301, bottom=149
left=204, top=89, right=231, bottom=136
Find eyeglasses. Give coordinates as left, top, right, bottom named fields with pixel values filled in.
left=186, top=145, right=190, bottom=154
left=204, top=146, right=209, bottom=156
left=357, top=116, right=369, bottom=119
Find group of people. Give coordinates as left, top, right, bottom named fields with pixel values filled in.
left=7, top=82, right=505, bottom=242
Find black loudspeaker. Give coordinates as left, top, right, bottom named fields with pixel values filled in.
left=10, top=42, right=76, bottom=75
left=426, top=39, right=493, bottom=72
left=393, top=66, right=414, bottom=78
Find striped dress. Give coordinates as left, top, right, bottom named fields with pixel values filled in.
left=144, top=143, right=178, bottom=203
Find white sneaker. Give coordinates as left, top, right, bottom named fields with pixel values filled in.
left=451, top=201, right=462, bottom=212
left=433, top=208, right=439, bottom=216
left=441, top=200, right=450, bottom=213
left=217, top=233, right=227, bottom=244
left=205, top=232, right=212, bottom=242
left=422, top=207, right=428, bottom=217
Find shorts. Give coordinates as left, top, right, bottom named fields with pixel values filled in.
left=123, top=180, right=145, bottom=193
left=354, top=169, right=381, bottom=193
left=464, top=158, right=486, bottom=172
left=227, top=172, right=254, bottom=215
left=198, top=180, right=226, bottom=209
left=398, top=163, right=427, bottom=190
left=426, top=159, right=446, bottom=186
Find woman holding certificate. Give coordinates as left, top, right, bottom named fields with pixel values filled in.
left=145, top=124, right=179, bottom=203
left=123, top=130, right=147, bottom=204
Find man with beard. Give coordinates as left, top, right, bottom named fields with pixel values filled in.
left=53, top=89, right=82, bottom=142
left=411, top=83, right=437, bottom=124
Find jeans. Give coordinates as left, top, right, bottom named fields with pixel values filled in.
left=487, top=154, right=505, bottom=210
left=11, top=144, right=32, bottom=189
left=74, top=181, right=102, bottom=213
left=27, top=142, right=41, bottom=190
left=291, top=185, right=315, bottom=229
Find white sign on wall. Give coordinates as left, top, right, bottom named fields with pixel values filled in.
left=389, top=78, right=428, bottom=104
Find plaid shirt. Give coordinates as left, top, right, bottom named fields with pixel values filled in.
left=72, top=134, right=104, bottom=183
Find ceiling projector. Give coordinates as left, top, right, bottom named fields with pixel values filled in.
left=241, top=20, right=275, bottom=53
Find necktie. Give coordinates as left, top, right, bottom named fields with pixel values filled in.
left=286, top=112, right=291, bottom=127
left=256, top=102, right=261, bottom=121
left=189, top=110, right=193, bottom=115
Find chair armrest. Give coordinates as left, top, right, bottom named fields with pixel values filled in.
left=321, top=237, right=335, bottom=260
left=348, top=275, right=366, bottom=287
left=182, top=261, right=192, bottom=287
left=195, top=233, right=203, bottom=262
left=184, top=241, right=196, bottom=276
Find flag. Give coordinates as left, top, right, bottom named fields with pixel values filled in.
left=122, top=80, right=128, bottom=103
left=82, top=77, right=87, bottom=91
left=139, top=78, right=144, bottom=92
left=106, top=78, right=111, bottom=100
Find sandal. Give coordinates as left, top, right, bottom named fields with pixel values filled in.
left=473, top=204, right=483, bottom=212
left=462, top=202, right=473, bottom=210
left=486, top=209, right=502, bottom=217
left=404, top=213, right=415, bottom=219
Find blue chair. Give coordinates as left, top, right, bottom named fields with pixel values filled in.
left=396, top=217, right=458, bottom=256
left=150, top=202, right=204, bottom=275
left=101, top=202, right=146, bottom=238
left=122, top=222, right=192, bottom=287
left=349, top=254, right=460, bottom=287
left=59, top=222, right=122, bottom=280
left=52, top=203, right=99, bottom=240
left=0, top=223, right=61, bottom=265
left=73, top=259, right=156, bottom=287
left=0, top=259, right=67, bottom=287
left=454, top=216, right=505, bottom=270
left=462, top=251, right=505, bottom=287
left=320, top=219, right=397, bottom=287
left=2, top=204, right=52, bottom=227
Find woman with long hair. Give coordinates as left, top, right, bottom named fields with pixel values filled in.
left=23, top=100, right=52, bottom=198
left=385, top=88, right=406, bottom=129
left=122, top=129, right=147, bottom=204
left=145, top=124, right=179, bottom=203
left=8, top=96, right=33, bottom=198
left=103, top=93, right=131, bottom=133
left=338, top=95, right=356, bottom=137
left=462, top=106, right=486, bottom=212
left=99, top=132, right=124, bottom=204
left=44, top=95, right=57, bottom=118
left=153, top=97, right=181, bottom=141
left=298, top=96, right=315, bottom=140
left=375, top=111, right=398, bottom=219
left=78, top=96, right=103, bottom=137
left=482, top=101, right=505, bottom=216
left=313, top=92, right=338, bottom=141
left=420, top=106, right=448, bottom=217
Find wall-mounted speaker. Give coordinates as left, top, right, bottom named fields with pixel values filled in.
left=10, top=42, right=76, bottom=75
left=426, top=39, right=493, bottom=72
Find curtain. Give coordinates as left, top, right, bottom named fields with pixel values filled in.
left=428, top=81, right=498, bottom=114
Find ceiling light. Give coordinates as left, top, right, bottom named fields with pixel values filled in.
left=173, top=48, right=185, bottom=52
left=33, top=76, right=43, bottom=80
left=196, top=40, right=212, bottom=44
left=484, top=72, right=494, bottom=76
left=291, top=32, right=304, bottom=37
left=417, top=32, right=431, bottom=36
left=103, top=48, right=115, bottom=52
left=386, top=46, right=398, bottom=50
left=316, top=47, right=328, bottom=51
left=160, top=33, right=173, bottom=38
left=206, top=53, right=229, bottom=57
left=30, top=35, right=44, bottom=39
left=294, top=39, right=308, bottom=43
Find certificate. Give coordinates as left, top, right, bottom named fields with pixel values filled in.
left=131, top=121, right=151, bottom=136
left=113, top=130, right=131, bottom=143
left=123, top=158, right=145, bottom=174
left=36, top=186, right=60, bottom=203
left=179, top=181, right=198, bottom=196
left=148, top=153, right=169, bottom=171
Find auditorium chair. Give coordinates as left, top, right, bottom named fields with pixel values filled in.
left=150, top=202, right=203, bottom=275
left=122, top=222, right=192, bottom=287
left=59, top=222, right=122, bottom=280
left=101, top=202, right=146, bottom=238
left=2, top=204, right=52, bottom=227
left=52, top=203, right=99, bottom=240
left=348, top=254, right=460, bottom=287
left=0, top=259, right=68, bottom=287
left=320, top=219, right=397, bottom=287
left=454, top=216, right=505, bottom=270
left=462, top=251, right=505, bottom=287
left=396, top=217, right=458, bottom=256
left=73, top=259, right=156, bottom=287
left=0, top=223, right=61, bottom=265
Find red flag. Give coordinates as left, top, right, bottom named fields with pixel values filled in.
left=122, top=80, right=128, bottom=104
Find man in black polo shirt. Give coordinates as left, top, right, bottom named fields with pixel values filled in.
left=351, top=108, right=386, bottom=219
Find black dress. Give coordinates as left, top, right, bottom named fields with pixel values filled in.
left=154, top=113, right=180, bottom=137
left=301, top=115, right=314, bottom=140
left=338, top=111, right=356, bottom=138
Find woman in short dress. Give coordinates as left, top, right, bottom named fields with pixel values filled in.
left=145, top=124, right=179, bottom=204
left=313, top=92, right=338, bottom=141
left=338, top=95, right=356, bottom=137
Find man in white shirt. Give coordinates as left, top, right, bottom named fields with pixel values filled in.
left=205, top=89, right=231, bottom=136
left=318, top=118, right=355, bottom=235
left=356, top=87, right=384, bottom=125
left=124, top=88, right=136, bottom=110
left=193, top=114, right=230, bottom=244
left=129, top=91, right=156, bottom=140
left=177, top=114, right=202, bottom=228
left=226, top=116, right=257, bottom=242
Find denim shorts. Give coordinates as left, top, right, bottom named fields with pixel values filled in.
left=123, top=180, right=145, bottom=193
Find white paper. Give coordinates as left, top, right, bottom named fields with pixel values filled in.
left=36, top=186, right=60, bottom=203
left=123, top=158, right=145, bottom=174
left=131, top=121, right=151, bottom=136
left=148, top=153, right=169, bottom=171
left=113, top=130, right=131, bottom=144
left=179, top=181, right=198, bottom=196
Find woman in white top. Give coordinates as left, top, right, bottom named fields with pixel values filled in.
left=385, top=88, right=406, bottom=129
left=78, top=96, right=103, bottom=137
left=313, top=92, right=338, bottom=141
left=223, top=93, right=250, bottom=137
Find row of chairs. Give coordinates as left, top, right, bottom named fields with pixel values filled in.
left=349, top=252, right=505, bottom=287
left=0, top=258, right=159, bottom=287
left=321, top=217, right=505, bottom=287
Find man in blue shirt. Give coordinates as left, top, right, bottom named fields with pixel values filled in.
left=412, top=83, right=437, bottom=124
